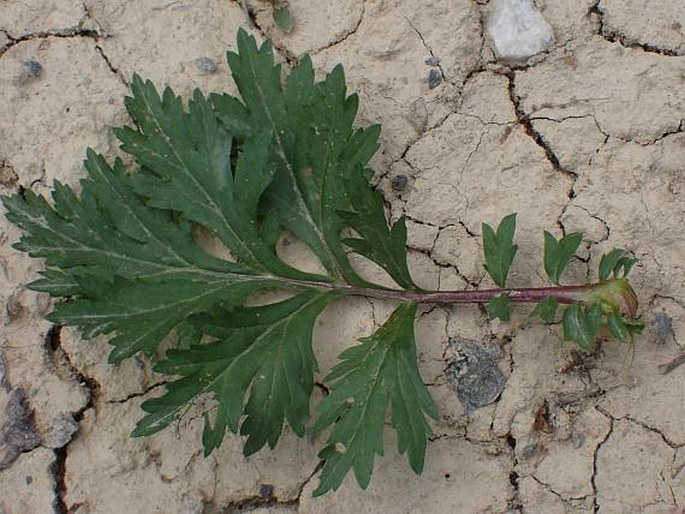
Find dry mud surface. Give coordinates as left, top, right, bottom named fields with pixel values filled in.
left=1, top=1, right=684, bottom=513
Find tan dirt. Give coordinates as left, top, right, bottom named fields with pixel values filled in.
left=1, top=0, right=684, bottom=512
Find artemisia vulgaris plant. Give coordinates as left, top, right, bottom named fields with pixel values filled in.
left=1, top=30, right=642, bottom=495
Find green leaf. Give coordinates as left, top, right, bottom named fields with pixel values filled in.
left=273, top=5, right=295, bottom=33
left=133, top=291, right=336, bottom=456
left=562, top=303, right=603, bottom=352
left=599, top=249, right=636, bottom=281
left=482, top=213, right=518, bottom=287
left=543, top=231, right=582, bottom=284
left=2, top=151, right=276, bottom=362
left=115, top=75, right=299, bottom=278
left=607, top=312, right=630, bottom=343
left=224, top=30, right=380, bottom=285
left=487, top=294, right=512, bottom=321
left=338, top=164, right=418, bottom=290
left=313, top=303, right=438, bottom=495
left=531, top=296, right=558, bottom=323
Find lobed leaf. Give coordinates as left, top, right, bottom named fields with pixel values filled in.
left=338, top=164, right=418, bottom=290
left=313, top=303, right=438, bottom=495
left=224, top=31, right=381, bottom=285
left=133, top=291, right=337, bottom=456
left=2, top=151, right=275, bottom=362
left=543, top=231, right=582, bottom=284
left=599, top=249, right=637, bottom=281
left=482, top=213, right=518, bottom=287
left=1, top=29, right=429, bottom=493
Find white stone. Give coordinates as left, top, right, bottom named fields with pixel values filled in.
left=487, top=0, right=555, bottom=61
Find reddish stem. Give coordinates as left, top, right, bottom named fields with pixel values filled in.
left=290, top=277, right=595, bottom=306
left=344, top=285, right=592, bottom=305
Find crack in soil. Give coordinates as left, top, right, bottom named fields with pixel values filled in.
left=311, top=3, right=365, bottom=56
left=590, top=2, right=683, bottom=57
left=44, top=326, right=100, bottom=514
left=214, top=460, right=323, bottom=513
left=105, top=380, right=169, bottom=404
left=238, top=0, right=366, bottom=59
left=600, top=120, right=684, bottom=147
left=591, top=409, right=614, bottom=512
left=503, top=70, right=578, bottom=198
left=661, top=468, right=678, bottom=506
left=0, top=27, right=100, bottom=58
left=403, top=16, right=448, bottom=83
left=617, top=415, right=682, bottom=449
left=218, top=496, right=298, bottom=513
left=0, top=6, right=128, bottom=91
left=94, top=43, right=128, bottom=87
left=531, top=474, right=591, bottom=503
left=421, top=237, right=480, bottom=289
left=505, top=432, right=522, bottom=511
left=401, top=213, right=480, bottom=289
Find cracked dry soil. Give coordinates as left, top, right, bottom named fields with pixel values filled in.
left=1, top=1, right=684, bottom=513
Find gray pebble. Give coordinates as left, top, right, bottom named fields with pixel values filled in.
left=42, top=415, right=79, bottom=449
left=425, top=56, right=440, bottom=66
left=521, top=441, right=538, bottom=459
left=446, top=338, right=506, bottom=414
left=0, top=389, right=41, bottom=470
left=258, top=483, right=274, bottom=499
left=391, top=174, right=409, bottom=191
left=653, top=311, right=673, bottom=345
left=194, top=57, right=218, bottom=74
left=427, top=69, right=442, bottom=89
left=407, top=97, right=428, bottom=133
left=23, top=60, right=42, bottom=78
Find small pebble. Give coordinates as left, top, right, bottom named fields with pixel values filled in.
left=446, top=338, right=507, bottom=414
left=424, top=56, right=440, bottom=66
left=653, top=311, right=674, bottom=345
left=42, top=415, right=79, bottom=449
left=391, top=174, right=409, bottom=192
left=521, top=442, right=538, bottom=459
left=23, top=60, right=42, bottom=78
left=407, top=97, right=428, bottom=132
left=258, top=483, right=274, bottom=499
left=194, top=56, right=218, bottom=74
left=0, top=389, right=41, bottom=470
left=427, top=69, right=442, bottom=89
